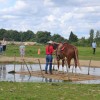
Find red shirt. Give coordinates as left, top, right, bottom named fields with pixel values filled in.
left=46, top=45, right=54, bottom=55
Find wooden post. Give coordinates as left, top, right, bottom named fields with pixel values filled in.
left=88, top=56, right=92, bottom=75
left=14, top=52, right=16, bottom=72
left=23, top=59, right=31, bottom=76
left=30, top=64, right=32, bottom=71
left=38, top=59, right=44, bottom=77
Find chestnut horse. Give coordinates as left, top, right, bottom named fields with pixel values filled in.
left=52, top=42, right=81, bottom=71
left=52, top=42, right=64, bottom=71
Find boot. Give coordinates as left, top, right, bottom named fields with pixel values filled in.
left=45, top=71, right=48, bottom=74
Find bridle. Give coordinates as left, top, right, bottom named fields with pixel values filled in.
left=55, top=43, right=65, bottom=61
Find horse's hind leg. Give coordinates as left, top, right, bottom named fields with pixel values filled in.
left=74, top=59, right=77, bottom=68
left=74, top=58, right=78, bottom=76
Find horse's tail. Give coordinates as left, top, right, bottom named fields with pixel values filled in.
left=74, top=47, right=81, bottom=70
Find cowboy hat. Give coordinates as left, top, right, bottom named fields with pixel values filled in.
left=47, top=40, right=53, bottom=44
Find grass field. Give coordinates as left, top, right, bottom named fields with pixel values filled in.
left=5, top=44, right=100, bottom=60
left=0, top=82, right=100, bottom=100
left=1, top=44, right=100, bottom=100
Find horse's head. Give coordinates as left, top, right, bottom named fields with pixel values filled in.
left=56, top=53, right=64, bottom=61
left=55, top=43, right=65, bottom=61
left=52, top=42, right=59, bottom=50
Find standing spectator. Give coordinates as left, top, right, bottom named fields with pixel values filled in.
left=2, top=38, right=7, bottom=52
left=45, top=41, right=54, bottom=74
left=19, top=42, right=25, bottom=59
left=92, top=41, right=97, bottom=54
left=0, top=42, right=3, bottom=54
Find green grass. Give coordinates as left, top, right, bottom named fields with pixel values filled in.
left=5, top=44, right=100, bottom=60
left=0, top=82, right=100, bottom=100
left=1, top=45, right=100, bottom=100
left=6, top=44, right=45, bottom=58
left=78, top=47, right=100, bottom=60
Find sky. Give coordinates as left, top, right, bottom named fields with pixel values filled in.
left=0, top=0, right=100, bottom=39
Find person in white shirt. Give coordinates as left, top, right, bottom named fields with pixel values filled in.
left=19, top=42, right=25, bottom=58
left=92, top=41, right=97, bottom=54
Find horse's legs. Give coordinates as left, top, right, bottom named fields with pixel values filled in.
left=57, top=61, right=60, bottom=72
left=72, top=58, right=77, bottom=73
left=62, top=59, right=65, bottom=72
left=74, top=58, right=77, bottom=76
left=74, top=58, right=77, bottom=68
left=52, top=58, right=56, bottom=70
left=67, top=58, right=71, bottom=72
left=66, top=58, right=71, bottom=80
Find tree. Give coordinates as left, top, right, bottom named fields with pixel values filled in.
left=88, top=29, right=94, bottom=44
left=69, top=31, right=78, bottom=43
left=21, top=30, right=35, bottom=42
left=8, top=30, right=20, bottom=41
left=0, top=28, right=7, bottom=40
left=95, top=30, right=100, bottom=41
left=36, top=31, right=51, bottom=43
left=51, top=34, right=67, bottom=43
left=78, top=37, right=89, bottom=46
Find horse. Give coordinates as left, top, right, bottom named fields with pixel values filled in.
left=52, top=42, right=65, bottom=71
left=52, top=42, right=81, bottom=72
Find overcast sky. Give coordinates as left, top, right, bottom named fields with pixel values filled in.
left=0, top=0, right=100, bottom=39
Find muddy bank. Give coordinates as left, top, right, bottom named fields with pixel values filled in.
left=0, top=56, right=100, bottom=68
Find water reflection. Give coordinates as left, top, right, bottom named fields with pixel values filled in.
left=44, top=78, right=61, bottom=83
left=0, top=64, right=6, bottom=79
left=0, top=64, right=62, bottom=83
left=0, top=63, right=100, bottom=84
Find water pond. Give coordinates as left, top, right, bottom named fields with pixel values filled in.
left=0, top=64, right=100, bottom=84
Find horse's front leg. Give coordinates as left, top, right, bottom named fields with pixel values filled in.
left=65, top=58, right=71, bottom=73
left=62, top=59, right=65, bottom=73
left=57, top=61, right=60, bottom=72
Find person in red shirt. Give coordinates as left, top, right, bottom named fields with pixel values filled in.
left=45, top=41, right=54, bottom=74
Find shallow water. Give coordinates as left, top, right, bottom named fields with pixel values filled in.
left=0, top=64, right=100, bottom=84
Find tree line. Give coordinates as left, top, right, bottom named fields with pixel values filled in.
left=0, top=28, right=100, bottom=46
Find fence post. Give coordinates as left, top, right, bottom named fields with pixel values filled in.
left=38, top=59, right=44, bottom=77
left=88, top=56, right=92, bottom=75
left=23, top=59, right=31, bottom=76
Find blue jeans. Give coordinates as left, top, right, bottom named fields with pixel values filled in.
left=0, top=46, right=3, bottom=54
left=45, top=55, right=53, bottom=73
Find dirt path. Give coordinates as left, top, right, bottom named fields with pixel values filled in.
left=0, top=56, right=100, bottom=68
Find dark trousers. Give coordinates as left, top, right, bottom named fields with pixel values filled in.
left=3, top=45, right=6, bottom=51
left=93, top=48, right=96, bottom=54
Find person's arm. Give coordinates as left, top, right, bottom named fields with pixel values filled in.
left=50, top=46, right=55, bottom=54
